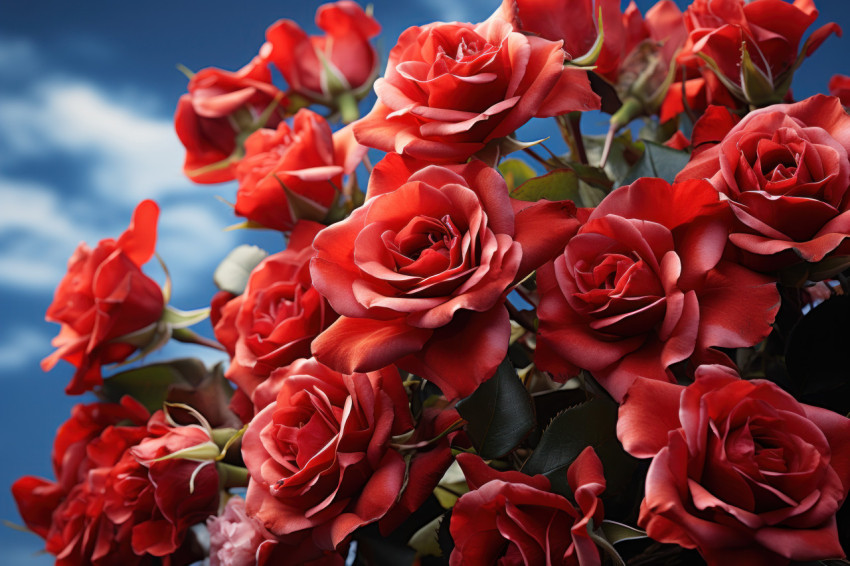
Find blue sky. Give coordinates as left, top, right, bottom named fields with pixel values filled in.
left=1, top=0, right=848, bottom=563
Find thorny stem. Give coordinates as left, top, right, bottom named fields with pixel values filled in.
left=391, top=418, right=465, bottom=451
left=562, top=112, right=589, bottom=165
left=522, top=147, right=552, bottom=170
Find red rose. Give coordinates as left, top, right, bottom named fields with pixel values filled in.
left=12, top=398, right=149, bottom=544
left=536, top=178, right=779, bottom=401
left=310, top=154, right=581, bottom=399
left=241, top=358, right=413, bottom=560
left=13, top=399, right=222, bottom=565
left=207, top=496, right=345, bottom=566
left=677, top=0, right=841, bottom=106
left=829, top=74, right=850, bottom=106
left=618, top=365, right=850, bottom=565
left=262, top=1, right=380, bottom=109
left=450, top=448, right=606, bottom=566
left=124, top=412, right=221, bottom=558
left=12, top=398, right=153, bottom=565
left=214, top=220, right=337, bottom=414
left=174, top=57, right=287, bottom=184
left=677, top=95, right=850, bottom=277
left=353, top=16, right=600, bottom=163
left=41, top=200, right=164, bottom=395
left=234, top=110, right=364, bottom=232
left=492, top=0, right=627, bottom=78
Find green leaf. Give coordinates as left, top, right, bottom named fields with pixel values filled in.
left=510, top=169, right=580, bottom=203
left=160, top=305, right=210, bottom=329
left=522, top=396, right=637, bottom=498
left=213, top=245, right=268, bottom=295
left=740, top=42, right=778, bottom=106
left=619, top=141, right=690, bottom=186
left=600, top=520, right=647, bottom=544
left=101, top=358, right=226, bottom=415
left=456, top=358, right=535, bottom=459
left=498, top=158, right=538, bottom=192
left=408, top=515, right=445, bottom=557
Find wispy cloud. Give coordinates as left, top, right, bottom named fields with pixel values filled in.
left=0, top=37, right=239, bottom=293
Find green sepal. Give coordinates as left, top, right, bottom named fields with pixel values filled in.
left=213, top=245, right=269, bottom=295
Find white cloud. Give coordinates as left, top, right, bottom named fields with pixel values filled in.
left=0, top=80, right=190, bottom=202
left=0, top=328, right=51, bottom=371
left=0, top=38, right=239, bottom=293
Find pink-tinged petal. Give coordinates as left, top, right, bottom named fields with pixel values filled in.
left=695, top=260, right=779, bottom=351
left=398, top=306, right=511, bottom=400
left=617, top=377, right=684, bottom=458
left=753, top=516, right=845, bottom=561
left=535, top=66, right=600, bottom=117
left=512, top=199, right=580, bottom=281
left=311, top=316, right=432, bottom=375
left=802, top=403, right=850, bottom=492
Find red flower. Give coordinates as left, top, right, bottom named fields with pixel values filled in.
left=677, top=0, right=841, bottom=107
left=310, top=154, right=581, bottom=399
left=618, top=365, right=850, bottom=566
left=536, top=178, right=779, bottom=401
left=41, top=200, right=164, bottom=395
left=213, top=220, right=337, bottom=415
left=492, top=0, right=626, bottom=77
left=262, top=1, right=380, bottom=107
left=174, top=57, right=287, bottom=184
left=450, top=448, right=606, bottom=565
left=125, top=412, right=221, bottom=558
left=353, top=16, right=600, bottom=163
left=234, top=110, right=364, bottom=232
left=241, top=358, right=413, bottom=561
left=677, top=95, right=850, bottom=277
left=829, top=74, right=850, bottom=106
left=13, top=399, right=221, bottom=565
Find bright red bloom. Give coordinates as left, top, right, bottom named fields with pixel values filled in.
left=214, top=220, right=337, bottom=414
left=262, top=1, right=380, bottom=106
left=242, top=358, right=413, bottom=561
left=353, top=16, right=600, bottom=163
left=13, top=399, right=221, bottom=565
left=677, top=95, right=850, bottom=277
left=234, top=110, right=364, bottom=232
left=677, top=0, right=841, bottom=107
left=536, top=178, right=779, bottom=401
left=450, top=448, right=606, bottom=565
left=310, top=154, right=581, bottom=399
left=42, top=200, right=164, bottom=395
left=174, top=57, right=287, bottom=184
left=618, top=365, right=850, bottom=566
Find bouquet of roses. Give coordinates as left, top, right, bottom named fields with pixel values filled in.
left=12, top=0, right=850, bottom=564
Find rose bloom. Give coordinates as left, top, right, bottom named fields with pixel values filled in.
left=208, top=496, right=345, bottom=566
left=618, top=365, right=850, bottom=566
left=677, top=95, right=850, bottom=277
left=174, top=57, right=287, bottom=184
left=536, top=177, right=779, bottom=402
left=450, top=448, right=606, bottom=566
left=42, top=200, right=164, bottom=395
left=676, top=0, right=841, bottom=106
left=353, top=16, right=600, bottom=163
left=242, top=358, right=413, bottom=561
left=213, top=220, right=337, bottom=416
left=12, top=398, right=218, bottom=565
left=310, top=154, right=581, bottom=399
left=234, top=109, right=364, bottom=232
left=491, top=0, right=625, bottom=77
left=262, top=1, right=380, bottom=107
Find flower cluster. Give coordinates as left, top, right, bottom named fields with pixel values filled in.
left=13, top=0, right=850, bottom=565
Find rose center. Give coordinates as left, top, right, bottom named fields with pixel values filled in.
left=395, top=214, right=458, bottom=262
